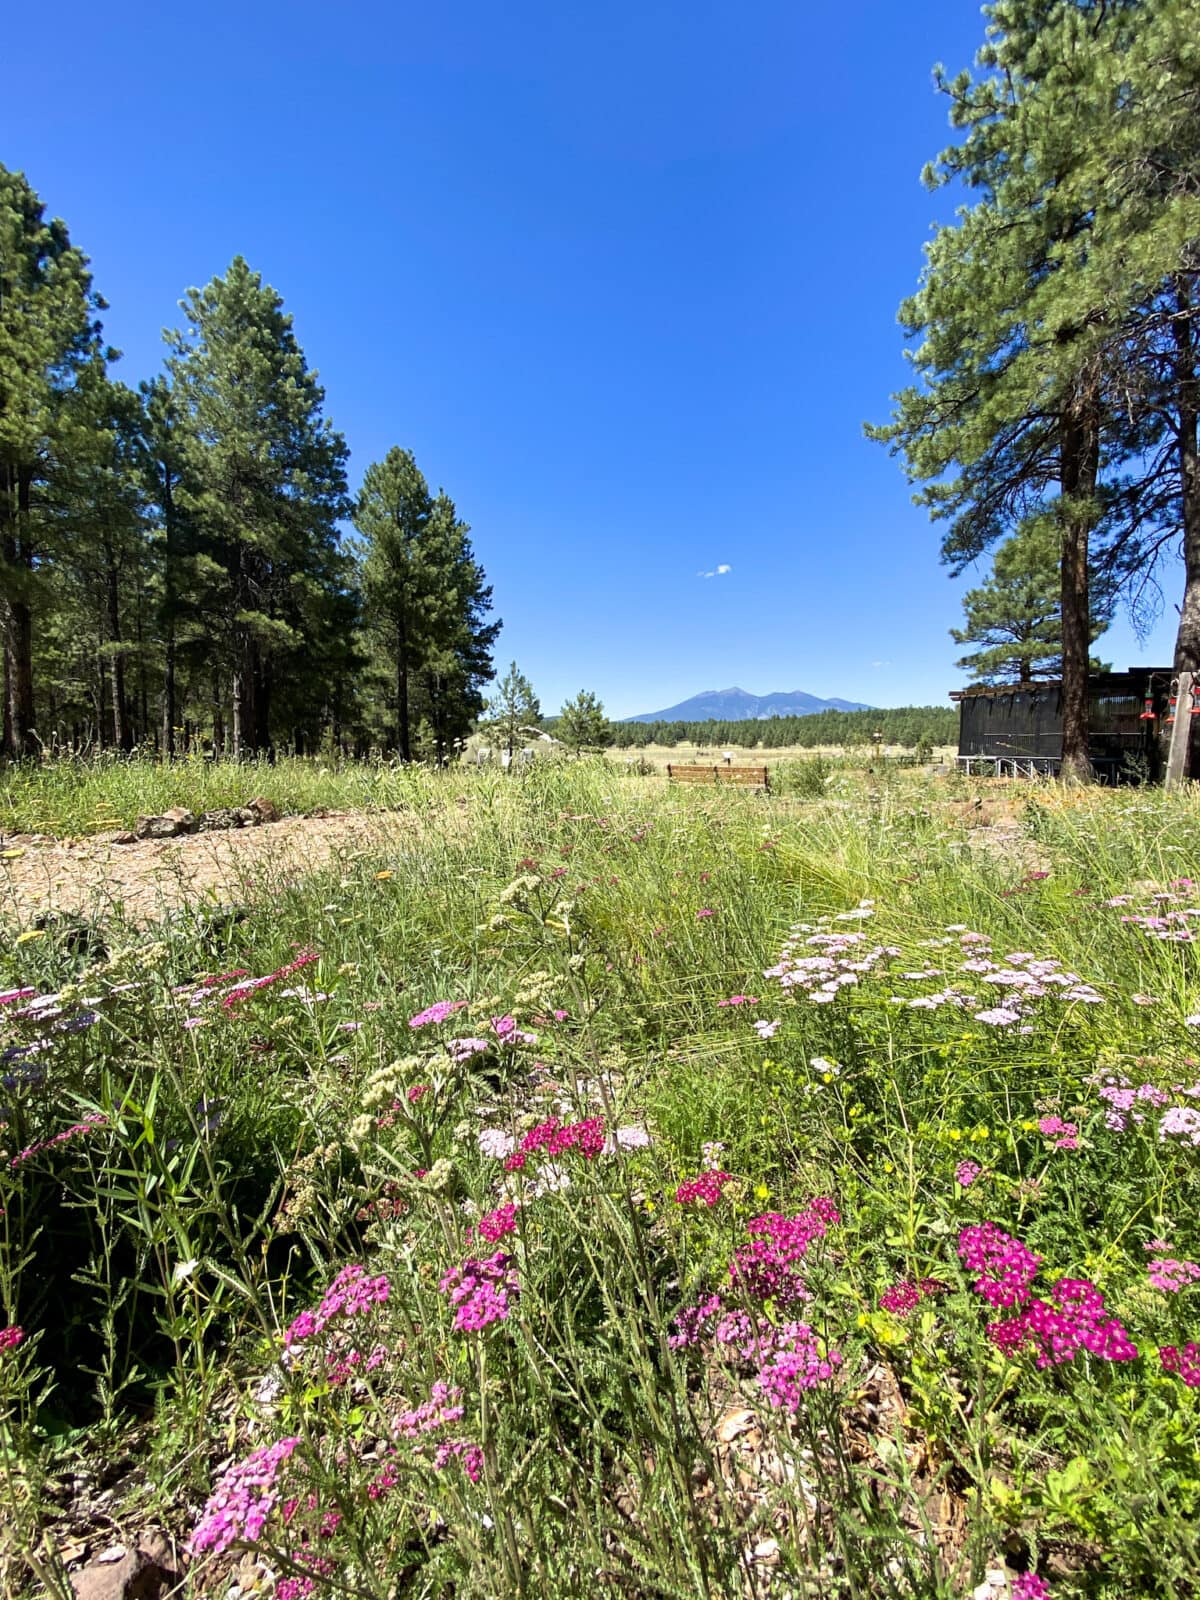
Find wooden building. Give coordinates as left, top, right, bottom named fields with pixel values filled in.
left=951, top=668, right=1174, bottom=780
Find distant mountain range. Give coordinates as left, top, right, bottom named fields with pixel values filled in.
left=623, top=687, right=873, bottom=723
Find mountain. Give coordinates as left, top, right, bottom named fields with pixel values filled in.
left=623, top=687, right=872, bottom=723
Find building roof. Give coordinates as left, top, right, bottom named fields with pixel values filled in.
left=950, top=668, right=1172, bottom=703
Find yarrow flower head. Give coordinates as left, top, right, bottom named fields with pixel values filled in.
left=408, top=1000, right=467, bottom=1029
left=879, top=1278, right=944, bottom=1317
left=988, top=1277, right=1138, bottom=1367
left=1147, top=1256, right=1200, bottom=1294
left=729, top=1199, right=838, bottom=1306
left=957, top=1223, right=1041, bottom=1308
left=675, top=1170, right=735, bottom=1206
left=955, top=1159, right=982, bottom=1188
left=756, top=1322, right=842, bottom=1411
left=439, top=1251, right=516, bottom=1333
left=394, top=1381, right=464, bottom=1437
left=0, top=1325, right=24, bottom=1353
left=284, top=1263, right=390, bottom=1346
left=1159, top=1342, right=1200, bottom=1388
left=1012, top=1576, right=1051, bottom=1600
left=476, top=1203, right=519, bottom=1243
left=190, top=1436, right=301, bottom=1555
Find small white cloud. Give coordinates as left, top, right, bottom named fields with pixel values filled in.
left=870, top=660, right=892, bottom=669
left=698, top=563, right=733, bottom=579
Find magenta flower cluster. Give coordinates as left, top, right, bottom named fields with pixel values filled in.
left=476, top=1202, right=519, bottom=1243
left=1037, top=1115, right=1079, bottom=1150
left=439, top=1251, right=516, bottom=1332
left=879, top=1278, right=944, bottom=1317
left=988, top=1277, right=1138, bottom=1367
left=408, top=999, right=467, bottom=1029
left=674, top=1170, right=734, bottom=1206
left=955, top=1159, right=982, bottom=1187
left=9, top=1112, right=107, bottom=1171
left=394, top=1381, right=465, bottom=1437
left=717, top=994, right=759, bottom=1007
left=0, top=1325, right=24, bottom=1353
left=729, top=1199, right=838, bottom=1305
left=1159, top=1343, right=1200, bottom=1388
left=1147, top=1256, right=1200, bottom=1294
left=957, top=1223, right=1042, bottom=1308
left=190, top=1435, right=300, bottom=1555
left=669, top=1293, right=840, bottom=1411
left=222, top=950, right=319, bottom=1010
left=433, top=1438, right=484, bottom=1480
left=756, top=1323, right=843, bottom=1411
left=1012, top=1575, right=1051, bottom=1600
left=504, top=1116, right=605, bottom=1170
left=284, top=1264, right=390, bottom=1347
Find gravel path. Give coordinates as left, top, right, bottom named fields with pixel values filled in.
left=0, top=811, right=401, bottom=927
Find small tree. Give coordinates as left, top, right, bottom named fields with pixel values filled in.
left=558, top=689, right=611, bottom=756
left=486, top=661, right=539, bottom=758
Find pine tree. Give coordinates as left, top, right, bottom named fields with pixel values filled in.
left=165, top=257, right=350, bottom=756
left=355, top=449, right=499, bottom=761
left=486, top=662, right=540, bottom=759
left=0, top=165, right=106, bottom=755
left=951, top=515, right=1116, bottom=682
left=558, top=689, right=612, bottom=755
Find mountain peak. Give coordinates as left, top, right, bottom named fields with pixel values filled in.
left=623, top=687, right=872, bottom=723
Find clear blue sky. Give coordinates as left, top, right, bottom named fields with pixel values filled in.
left=2, top=1, right=1181, bottom=718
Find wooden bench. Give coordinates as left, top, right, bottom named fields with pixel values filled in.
left=666, top=764, right=770, bottom=792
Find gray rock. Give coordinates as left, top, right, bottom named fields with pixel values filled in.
left=246, top=795, right=279, bottom=823
left=70, top=1531, right=178, bottom=1600
left=197, top=808, right=243, bottom=832
left=134, top=807, right=196, bottom=840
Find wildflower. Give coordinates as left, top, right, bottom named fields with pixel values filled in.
left=0, top=1326, right=24, bottom=1353
left=1159, top=1342, right=1200, bottom=1388
left=1012, top=1576, right=1051, bottom=1600
left=718, top=994, right=759, bottom=1007
left=517, top=1116, right=605, bottom=1161
left=879, top=1279, right=943, bottom=1317
left=408, top=1000, right=467, bottom=1029
left=407, top=1084, right=431, bottom=1103
left=10, top=1113, right=107, bottom=1170
left=394, top=1381, right=465, bottom=1437
left=701, top=1140, right=726, bottom=1169
left=285, top=1264, right=390, bottom=1346
left=955, top=1159, right=982, bottom=1188
left=477, top=1128, right=515, bottom=1158
left=1160, top=1107, right=1200, bottom=1146
left=1037, top=1115, right=1079, bottom=1151
left=190, top=1436, right=300, bottom=1555
left=957, top=1223, right=1041, bottom=1308
left=668, top=1294, right=723, bottom=1349
left=989, top=1278, right=1138, bottom=1367
left=729, top=1201, right=837, bottom=1305
left=696, top=907, right=714, bottom=919
left=433, top=1438, right=484, bottom=1480
left=756, top=1324, right=842, bottom=1411
left=675, top=1170, right=735, bottom=1206
left=477, top=1203, right=519, bottom=1243
left=753, top=1019, right=781, bottom=1039
left=449, top=1036, right=491, bottom=1062
left=1147, top=1257, right=1200, bottom=1294
left=439, top=1252, right=516, bottom=1333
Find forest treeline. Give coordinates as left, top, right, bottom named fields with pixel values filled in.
left=604, top=706, right=957, bottom=750
left=1, top=173, right=497, bottom=762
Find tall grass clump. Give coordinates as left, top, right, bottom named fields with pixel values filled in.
left=1, top=764, right=1199, bottom=1597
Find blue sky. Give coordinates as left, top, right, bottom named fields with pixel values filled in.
left=2, top=1, right=1181, bottom=719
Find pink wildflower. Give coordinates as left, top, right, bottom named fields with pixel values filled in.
left=394, top=1382, right=464, bottom=1437
left=879, top=1278, right=944, bottom=1317
left=1147, top=1257, right=1200, bottom=1294
left=439, top=1252, right=516, bottom=1333
left=406, top=1084, right=431, bottom=1103
left=717, top=994, right=759, bottom=1007
left=675, top=1170, right=735, bottom=1206
left=1037, top=1115, right=1079, bottom=1150
left=1012, top=1576, right=1051, bottom=1600
left=408, top=1000, right=467, bottom=1029
left=190, top=1436, right=300, bottom=1555
left=0, top=1326, right=24, bottom=1353
left=1159, top=1342, right=1200, bottom=1388
left=284, top=1264, right=390, bottom=1346
left=696, top=907, right=715, bottom=919
left=955, top=1159, right=982, bottom=1188
left=989, top=1278, right=1138, bottom=1367
left=957, top=1223, right=1041, bottom=1308
left=756, top=1324, right=842, bottom=1411
left=476, top=1203, right=519, bottom=1243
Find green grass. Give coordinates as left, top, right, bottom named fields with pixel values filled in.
left=1, top=762, right=1199, bottom=1597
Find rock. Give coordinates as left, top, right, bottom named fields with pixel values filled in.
left=70, top=1531, right=178, bottom=1600
left=234, top=807, right=258, bottom=827
left=197, top=808, right=242, bottom=832
left=111, top=831, right=138, bottom=846
left=246, top=795, right=279, bottom=824
left=134, top=807, right=196, bottom=841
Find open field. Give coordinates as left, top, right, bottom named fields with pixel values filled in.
left=2, top=762, right=1199, bottom=1599
left=608, top=742, right=960, bottom=771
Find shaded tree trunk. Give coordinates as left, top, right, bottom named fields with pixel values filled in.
left=1, top=466, right=36, bottom=758
left=1172, top=277, right=1200, bottom=778
left=396, top=617, right=411, bottom=761
left=161, top=463, right=177, bottom=758
left=105, top=553, right=131, bottom=751
left=1059, top=366, right=1100, bottom=784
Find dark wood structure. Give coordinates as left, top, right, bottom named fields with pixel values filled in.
left=951, top=668, right=1173, bottom=781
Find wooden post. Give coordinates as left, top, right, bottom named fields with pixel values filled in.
left=1166, top=671, right=1194, bottom=790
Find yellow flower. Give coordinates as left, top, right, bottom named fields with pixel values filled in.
left=754, top=1182, right=770, bottom=1202
left=376, top=870, right=394, bottom=881
left=16, top=929, right=45, bottom=944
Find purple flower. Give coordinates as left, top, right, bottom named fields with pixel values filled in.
left=955, top=1159, right=982, bottom=1188
left=408, top=1000, right=467, bottom=1029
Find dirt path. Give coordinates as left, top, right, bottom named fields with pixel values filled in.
left=0, top=811, right=403, bottom=927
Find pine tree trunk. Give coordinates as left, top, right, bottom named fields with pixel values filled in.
left=397, top=619, right=411, bottom=762
left=161, top=465, right=176, bottom=758
left=1172, top=278, right=1200, bottom=778
left=105, top=555, right=131, bottom=751
left=1059, top=368, right=1100, bottom=784
left=1, top=467, right=37, bottom=758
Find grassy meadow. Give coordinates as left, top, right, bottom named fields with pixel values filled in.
left=2, top=760, right=1200, bottom=1598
